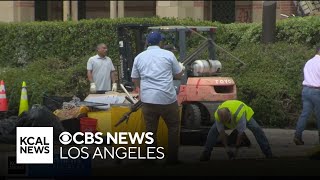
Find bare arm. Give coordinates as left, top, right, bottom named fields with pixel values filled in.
left=111, top=71, right=117, bottom=84
left=173, top=70, right=184, bottom=80
left=220, top=131, right=229, bottom=148
left=132, top=78, right=140, bottom=88
left=236, top=132, right=243, bottom=148
left=235, top=115, right=247, bottom=148
left=87, top=70, right=94, bottom=83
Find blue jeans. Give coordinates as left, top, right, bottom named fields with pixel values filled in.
left=203, top=118, right=272, bottom=157
left=295, top=86, right=320, bottom=139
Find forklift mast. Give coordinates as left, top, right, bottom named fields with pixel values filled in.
left=117, top=25, right=218, bottom=91
left=117, top=24, right=151, bottom=91
left=148, top=26, right=217, bottom=86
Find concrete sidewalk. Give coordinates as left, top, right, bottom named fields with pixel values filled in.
left=88, top=128, right=319, bottom=170
left=180, top=128, right=319, bottom=161
left=92, top=128, right=320, bottom=176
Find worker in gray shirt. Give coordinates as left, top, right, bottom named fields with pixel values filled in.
left=87, top=43, right=117, bottom=94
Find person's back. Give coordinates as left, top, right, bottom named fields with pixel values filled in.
left=303, top=54, right=320, bottom=88
left=130, top=31, right=184, bottom=165
left=133, top=46, right=180, bottom=105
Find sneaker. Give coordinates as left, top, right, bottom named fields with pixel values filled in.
left=200, top=151, right=211, bottom=161
left=293, top=137, right=304, bottom=145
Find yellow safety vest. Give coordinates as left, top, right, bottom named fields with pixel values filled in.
left=214, top=100, right=254, bottom=129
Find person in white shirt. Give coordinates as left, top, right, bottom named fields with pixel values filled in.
left=87, top=43, right=117, bottom=94
left=294, top=46, right=320, bottom=145
left=131, top=31, right=185, bottom=165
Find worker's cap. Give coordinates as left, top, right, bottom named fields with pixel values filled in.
left=147, top=31, right=165, bottom=45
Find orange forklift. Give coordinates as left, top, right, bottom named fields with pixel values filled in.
left=116, top=24, right=243, bottom=145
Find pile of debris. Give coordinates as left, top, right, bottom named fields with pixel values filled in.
left=0, top=104, right=65, bottom=144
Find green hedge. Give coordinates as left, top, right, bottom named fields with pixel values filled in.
left=220, top=42, right=314, bottom=127
left=0, top=42, right=314, bottom=128
left=0, top=57, right=89, bottom=115
left=0, top=17, right=319, bottom=127
left=0, top=17, right=218, bottom=67
left=1, top=16, right=320, bottom=67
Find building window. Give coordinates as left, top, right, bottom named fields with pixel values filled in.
left=124, top=1, right=156, bottom=17
left=212, top=1, right=235, bottom=23
left=35, top=0, right=48, bottom=21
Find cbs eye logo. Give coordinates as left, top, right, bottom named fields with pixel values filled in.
left=59, top=132, right=72, bottom=145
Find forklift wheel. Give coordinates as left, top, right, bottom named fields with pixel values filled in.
left=183, top=104, right=201, bottom=130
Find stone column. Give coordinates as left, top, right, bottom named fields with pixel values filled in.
left=117, top=1, right=124, bottom=18
left=71, top=0, right=78, bottom=21
left=0, top=1, right=15, bottom=22
left=63, top=0, right=70, bottom=21
left=156, top=1, right=179, bottom=18
left=110, top=1, right=117, bottom=19
left=156, top=1, right=204, bottom=20
left=190, top=1, right=204, bottom=20
left=13, top=1, right=35, bottom=22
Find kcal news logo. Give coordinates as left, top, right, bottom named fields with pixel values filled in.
left=16, top=127, right=53, bottom=164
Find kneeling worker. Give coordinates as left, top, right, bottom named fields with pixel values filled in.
left=200, top=100, right=273, bottom=161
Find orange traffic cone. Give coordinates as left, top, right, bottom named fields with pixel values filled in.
left=0, top=80, right=8, bottom=112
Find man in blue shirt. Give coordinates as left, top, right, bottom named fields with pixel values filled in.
left=131, top=31, right=184, bottom=165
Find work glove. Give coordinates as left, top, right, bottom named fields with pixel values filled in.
left=90, top=83, right=96, bottom=93
left=179, top=62, right=185, bottom=71
left=112, top=83, right=117, bottom=92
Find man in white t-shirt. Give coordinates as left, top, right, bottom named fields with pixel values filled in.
left=87, top=43, right=117, bottom=94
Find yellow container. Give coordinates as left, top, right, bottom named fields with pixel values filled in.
left=88, top=110, right=112, bottom=136
left=110, top=105, right=182, bottom=152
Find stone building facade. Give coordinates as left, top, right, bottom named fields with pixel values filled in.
left=0, top=1, right=299, bottom=23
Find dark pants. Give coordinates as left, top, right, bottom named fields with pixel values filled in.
left=203, top=118, right=272, bottom=157
left=142, top=101, right=180, bottom=162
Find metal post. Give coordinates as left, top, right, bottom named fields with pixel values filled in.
left=178, top=29, right=188, bottom=85
left=208, top=30, right=215, bottom=60
left=262, top=1, right=277, bottom=44
left=179, top=29, right=187, bottom=62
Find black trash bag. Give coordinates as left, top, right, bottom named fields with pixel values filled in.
left=0, top=116, right=19, bottom=144
left=42, top=95, right=73, bottom=112
left=13, top=105, right=65, bottom=140
left=0, top=105, right=65, bottom=144
left=0, top=116, right=19, bottom=135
